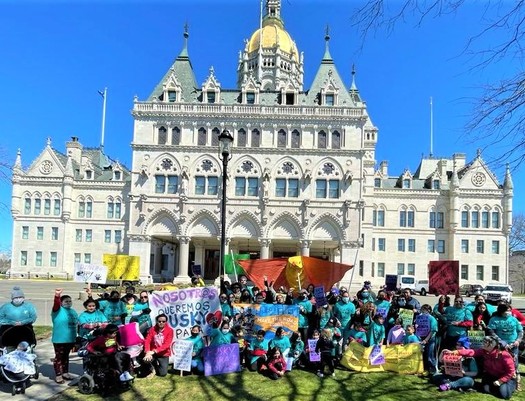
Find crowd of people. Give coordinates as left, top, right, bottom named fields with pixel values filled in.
left=0, top=279, right=523, bottom=398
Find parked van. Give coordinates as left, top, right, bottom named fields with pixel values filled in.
left=397, top=275, right=416, bottom=292
left=414, top=279, right=429, bottom=296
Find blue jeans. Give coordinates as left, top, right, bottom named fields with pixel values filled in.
left=483, top=377, right=517, bottom=400
left=433, top=373, right=475, bottom=390
left=423, top=337, right=437, bottom=373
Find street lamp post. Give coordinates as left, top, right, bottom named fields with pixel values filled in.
left=218, top=129, right=234, bottom=278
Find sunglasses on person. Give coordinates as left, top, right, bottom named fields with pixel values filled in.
left=140, top=295, right=149, bottom=300
left=157, top=319, right=167, bottom=323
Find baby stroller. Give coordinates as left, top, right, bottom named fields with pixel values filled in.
left=0, top=326, right=38, bottom=396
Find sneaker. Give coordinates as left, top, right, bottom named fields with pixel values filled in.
left=124, top=371, right=134, bottom=381
left=119, top=373, right=127, bottom=382
left=439, top=383, right=451, bottom=391
left=316, top=371, right=324, bottom=378
left=132, top=360, right=141, bottom=368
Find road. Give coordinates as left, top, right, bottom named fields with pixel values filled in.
left=0, top=279, right=524, bottom=326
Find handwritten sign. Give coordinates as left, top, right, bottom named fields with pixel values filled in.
left=308, top=339, right=320, bottom=362
left=443, top=353, right=463, bottom=377
left=149, top=287, right=221, bottom=339
left=398, top=309, right=415, bottom=329
left=203, top=344, right=240, bottom=376
left=314, top=286, right=327, bottom=307
left=232, top=303, right=299, bottom=340
left=415, top=314, right=430, bottom=338
left=103, top=254, right=140, bottom=280
left=171, top=339, right=193, bottom=371
left=73, top=263, right=108, bottom=284
left=467, top=330, right=484, bottom=349
left=369, top=344, right=385, bottom=365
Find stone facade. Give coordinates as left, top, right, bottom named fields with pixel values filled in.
left=10, top=1, right=512, bottom=286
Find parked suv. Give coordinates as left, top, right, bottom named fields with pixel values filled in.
left=459, top=284, right=484, bottom=297
left=483, top=283, right=513, bottom=304
left=414, top=280, right=429, bottom=296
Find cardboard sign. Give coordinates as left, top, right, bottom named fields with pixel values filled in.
left=171, top=339, right=193, bottom=372
left=203, top=344, right=240, bottom=376
left=314, top=286, right=327, bottom=307
left=73, top=263, right=108, bottom=284
left=149, top=287, right=221, bottom=339
left=443, top=353, right=463, bottom=377
left=308, top=339, right=320, bottom=362
left=369, top=344, right=386, bottom=365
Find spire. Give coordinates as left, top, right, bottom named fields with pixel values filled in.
left=178, top=22, right=190, bottom=59
left=64, top=155, right=74, bottom=178
left=13, top=148, right=22, bottom=172
left=350, top=64, right=357, bottom=90
left=503, top=163, right=513, bottom=190
left=450, top=158, right=459, bottom=190
left=476, top=148, right=482, bottom=159
left=265, top=0, right=282, bottom=22
left=46, top=137, right=52, bottom=147
left=322, top=25, right=333, bottom=62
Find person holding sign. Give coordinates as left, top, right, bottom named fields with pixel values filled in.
left=143, top=314, right=174, bottom=377
left=187, top=325, right=205, bottom=374
left=433, top=336, right=477, bottom=392
left=453, top=335, right=516, bottom=399
left=442, top=296, right=473, bottom=352
left=315, top=329, right=336, bottom=377
left=415, top=304, right=438, bottom=375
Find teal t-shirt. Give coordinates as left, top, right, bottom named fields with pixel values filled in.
left=52, top=306, right=79, bottom=343
left=209, top=328, right=235, bottom=346
left=333, top=300, right=356, bottom=328
left=444, top=306, right=473, bottom=337
left=488, top=315, right=523, bottom=343
left=367, top=321, right=385, bottom=346
left=270, top=335, right=291, bottom=353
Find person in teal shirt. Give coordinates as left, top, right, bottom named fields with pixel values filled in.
left=295, top=290, right=313, bottom=344
left=466, top=294, right=496, bottom=315
left=347, top=321, right=368, bottom=345
left=77, top=298, right=108, bottom=340
left=187, top=325, right=205, bottom=373
left=209, top=321, right=235, bottom=346
left=289, top=331, right=305, bottom=367
left=416, top=304, right=438, bottom=374
left=489, top=303, right=523, bottom=370
left=443, top=296, right=473, bottom=351
left=99, top=290, right=127, bottom=325
left=403, top=325, right=420, bottom=344
left=269, top=327, right=291, bottom=357
left=51, top=288, right=79, bottom=384
left=131, top=291, right=152, bottom=336
left=247, top=329, right=269, bottom=371
left=333, top=291, right=356, bottom=348
left=368, top=314, right=385, bottom=346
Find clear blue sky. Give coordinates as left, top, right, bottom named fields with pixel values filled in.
left=0, top=0, right=522, bottom=253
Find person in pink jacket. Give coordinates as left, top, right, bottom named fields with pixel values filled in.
left=445, top=335, right=516, bottom=399
left=143, top=314, right=174, bottom=377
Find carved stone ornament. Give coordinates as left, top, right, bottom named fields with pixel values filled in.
left=471, top=172, right=486, bottom=187
left=40, top=160, right=54, bottom=175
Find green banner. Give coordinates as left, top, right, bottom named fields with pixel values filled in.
left=224, top=254, right=250, bottom=274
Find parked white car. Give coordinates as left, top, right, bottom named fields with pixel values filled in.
left=482, top=283, right=513, bottom=303
left=414, top=279, right=429, bottom=296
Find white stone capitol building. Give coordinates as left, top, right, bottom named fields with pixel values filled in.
left=10, top=0, right=513, bottom=286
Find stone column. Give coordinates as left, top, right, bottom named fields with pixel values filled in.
left=300, top=239, right=311, bottom=256
left=128, top=235, right=152, bottom=284
left=259, top=238, right=271, bottom=259
left=177, top=236, right=191, bottom=279
left=152, top=240, right=163, bottom=275
left=193, top=240, right=205, bottom=275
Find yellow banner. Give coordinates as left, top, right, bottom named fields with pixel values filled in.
left=340, top=342, right=423, bottom=374
left=102, top=254, right=140, bottom=280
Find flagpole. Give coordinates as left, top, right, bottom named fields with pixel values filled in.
left=99, top=87, right=107, bottom=149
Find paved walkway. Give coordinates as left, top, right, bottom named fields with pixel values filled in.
left=0, top=337, right=83, bottom=400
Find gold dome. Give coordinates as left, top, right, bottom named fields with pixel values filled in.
left=247, top=22, right=299, bottom=62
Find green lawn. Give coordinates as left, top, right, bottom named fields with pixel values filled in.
left=47, top=368, right=525, bottom=401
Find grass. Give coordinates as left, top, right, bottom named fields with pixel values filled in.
left=46, top=367, right=525, bottom=401
left=34, top=325, right=52, bottom=340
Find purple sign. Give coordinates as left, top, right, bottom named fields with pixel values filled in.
left=314, top=286, right=327, bottom=307
left=369, top=345, right=385, bottom=366
left=203, top=344, right=240, bottom=376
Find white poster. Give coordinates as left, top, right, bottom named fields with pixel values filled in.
left=171, top=339, right=193, bottom=371
left=73, top=263, right=108, bottom=284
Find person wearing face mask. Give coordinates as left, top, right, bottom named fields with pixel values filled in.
left=99, top=290, right=127, bottom=325
left=0, top=286, right=37, bottom=345
left=294, top=289, right=313, bottom=345
left=51, top=288, right=79, bottom=383
left=209, top=321, right=235, bottom=346
left=143, top=314, right=174, bottom=377
left=187, top=325, right=204, bottom=374
left=374, top=290, right=391, bottom=323
left=488, top=303, right=523, bottom=377
left=333, top=291, right=356, bottom=350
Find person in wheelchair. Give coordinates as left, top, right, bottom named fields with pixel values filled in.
left=85, top=324, right=134, bottom=382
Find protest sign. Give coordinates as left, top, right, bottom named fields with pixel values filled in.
left=369, top=344, right=385, bottom=365
left=171, top=339, right=193, bottom=371
left=73, top=263, right=108, bottom=284
left=103, top=254, right=140, bottom=280
left=443, top=353, right=463, bottom=377
left=314, top=286, right=327, bottom=307
left=308, top=339, right=320, bottom=362
left=203, top=343, right=240, bottom=376
left=468, top=330, right=484, bottom=349
left=149, top=286, right=221, bottom=339
left=376, top=307, right=388, bottom=319
left=415, top=314, right=430, bottom=338
left=398, top=309, right=415, bottom=329
left=232, top=303, right=299, bottom=339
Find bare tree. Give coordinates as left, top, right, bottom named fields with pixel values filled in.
left=0, top=147, right=12, bottom=214
left=352, top=0, right=525, bottom=170
left=510, top=213, right=525, bottom=253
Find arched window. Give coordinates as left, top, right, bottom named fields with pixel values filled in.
left=318, top=130, right=327, bottom=149
left=277, top=129, right=287, bottom=148
left=237, top=129, right=247, bottom=147
left=332, top=131, right=341, bottom=149
left=235, top=160, right=259, bottom=197
left=251, top=129, right=260, bottom=147
left=172, top=127, right=181, bottom=145
left=198, top=127, right=207, bottom=146
left=158, top=127, right=167, bottom=145
left=291, top=129, right=300, bottom=148
left=211, top=127, right=220, bottom=146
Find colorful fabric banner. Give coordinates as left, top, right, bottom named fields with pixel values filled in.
left=149, top=286, right=221, bottom=339
left=340, top=342, right=423, bottom=374
left=237, top=256, right=353, bottom=296
left=232, top=303, right=299, bottom=340
left=171, top=339, right=193, bottom=371
left=203, top=344, right=240, bottom=376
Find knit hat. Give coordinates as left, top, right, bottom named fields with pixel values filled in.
left=11, top=286, right=25, bottom=299
left=456, top=336, right=471, bottom=349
